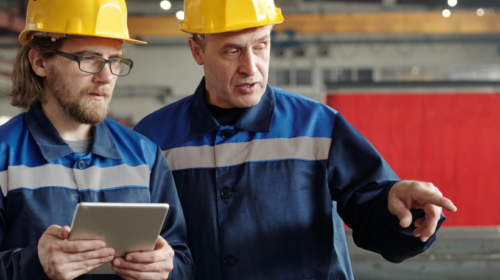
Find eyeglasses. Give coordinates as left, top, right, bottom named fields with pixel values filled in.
left=52, top=51, right=134, bottom=76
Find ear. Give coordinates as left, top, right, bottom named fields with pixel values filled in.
left=28, top=48, right=49, bottom=77
left=188, top=37, right=204, bottom=65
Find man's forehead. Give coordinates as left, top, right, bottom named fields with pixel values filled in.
left=212, top=25, right=272, bottom=44
left=61, top=37, right=123, bottom=54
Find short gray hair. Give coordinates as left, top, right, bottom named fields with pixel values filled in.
left=191, top=33, right=211, bottom=52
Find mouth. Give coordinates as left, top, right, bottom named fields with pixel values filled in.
left=237, top=82, right=258, bottom=87
left=235, top=82, right=259, bottom=93
left=88, top=92, right=107, bottom=101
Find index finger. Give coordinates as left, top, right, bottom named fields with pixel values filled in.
left=60, top=240, right=107, bottom=253
left=415, top=191, right=457, bottom=213
left=125, top=249, right=169, bottom=264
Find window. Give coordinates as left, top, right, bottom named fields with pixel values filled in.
left=297, top=69, right=312, bottom=85
left=337, top=68, right=352, bottom=82
left=276, top=69, right=291, bottom=86
left=358, top=69, right=373, bottom=82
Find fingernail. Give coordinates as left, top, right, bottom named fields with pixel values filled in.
left=106, top=256, right=114, bottom=261
left=126, top=255, right=132, bottom=261
left=114, top=259, right=121, bottom=266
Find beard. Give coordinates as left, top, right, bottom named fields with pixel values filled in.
left=47, top=68, right=112, bottom=125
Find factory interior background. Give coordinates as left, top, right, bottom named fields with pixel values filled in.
left=1, top=0, right=499, bottom=279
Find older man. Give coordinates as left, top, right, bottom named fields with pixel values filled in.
left=0, top=0, right=194, bottom=279
left=134, top=1, right=457, bottom=279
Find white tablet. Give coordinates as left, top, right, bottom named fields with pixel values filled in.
left=69, top=202, right=169, bottom=274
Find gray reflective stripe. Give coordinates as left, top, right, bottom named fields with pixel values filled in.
left=0, top=170, right=7, bottom=197
left=75, top=164, right=151, bottom=192
left=163, top=145, right=215, bottom=171
left=6, top=164, right=76, bottom=195
left=164, top=137, right=332, bottom=171
left=1, top=164, right=150, bottom=197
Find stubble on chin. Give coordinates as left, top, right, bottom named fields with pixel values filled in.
left=65, top=91, right=111, bottom=125
left=48, top=71, right=112, bottom=125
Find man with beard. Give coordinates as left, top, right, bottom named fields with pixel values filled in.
left=0, top=0, right=194, bottom=279
left=134, top=0, right=457, bottom=279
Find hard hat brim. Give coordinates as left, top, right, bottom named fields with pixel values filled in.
left=19, top=30, right=147, bottom=45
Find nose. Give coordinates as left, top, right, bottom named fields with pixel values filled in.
left=93, top=62, right=116, bottom=84
left=238, top=50, right=258, bottom=76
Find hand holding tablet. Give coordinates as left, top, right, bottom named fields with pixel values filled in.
left=68, top=202, right=170, bottom=274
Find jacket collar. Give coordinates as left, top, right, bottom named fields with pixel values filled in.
left=189, top=77, right=275, bottom=140
left=25, top=104, right=122, bottom=162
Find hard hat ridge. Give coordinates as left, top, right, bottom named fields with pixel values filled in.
left=19, top=0, right=146, bottom=45
left=180, top=0, right=284, bottom=34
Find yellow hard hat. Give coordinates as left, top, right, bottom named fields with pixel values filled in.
left=180, top=0, right=284, bottom=34
left=19, top=0, right=146, bottom=45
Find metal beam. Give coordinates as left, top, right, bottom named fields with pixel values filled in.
left=128, top=16, right=186, bottom=37
left=275, top=11, right=500, bottom=34
left=128, top=11, right=500, bottom=37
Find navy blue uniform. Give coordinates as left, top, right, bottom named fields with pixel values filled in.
left=0, top=105, right=195, bottom=279
left=135, top=78, right=445, bottom=280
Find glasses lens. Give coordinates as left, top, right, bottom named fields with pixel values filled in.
left=116, top=59, right=132, bottom=76
left=108, top=58, right=132, bottom=76
left=79, top=55, right=105, bottom=73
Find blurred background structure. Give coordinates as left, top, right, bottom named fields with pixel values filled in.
left=1, top=0, right=499, bottom=279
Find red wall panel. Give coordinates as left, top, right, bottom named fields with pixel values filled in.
left=326, top=93, right=500, bottom=226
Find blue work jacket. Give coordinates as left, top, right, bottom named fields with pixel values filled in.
left=135, top=78, right=445, bottom=280
left=0, top=105, right=195, bottom=280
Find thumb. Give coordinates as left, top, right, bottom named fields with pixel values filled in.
left=155, top=235, right=167, bottom=250
left=389, top=199, right=413, bottom=228
left=60, top=226, right=71, bottom=240
left=45, top=224, right=62, bottom=238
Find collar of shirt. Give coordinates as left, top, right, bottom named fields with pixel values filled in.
left=24, top=104, right=122, bottom=162
left=189, top=77, right=276, bottom=140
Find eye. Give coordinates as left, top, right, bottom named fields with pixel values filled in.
left=254, top=43, right=266, bottom=51
left=81, top=55, right=96, bottom=63
left=226, top=49, right=240, bottom=55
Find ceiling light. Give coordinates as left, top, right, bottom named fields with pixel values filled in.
left=442, top=9, right=451, bottom=18
left=160, top=0, right=171, bottom=11
left=176, top=11, right=185, bottom=20
left=477, top=8, right=485, bottom=17
left=447, top=0, right=457, bottom=7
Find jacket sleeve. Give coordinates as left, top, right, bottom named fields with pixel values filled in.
left=0, top=194, right=50, bottom=280
left=149, top=147, right=196, bottom=279
left=327, top=113, right=445, bottom=263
